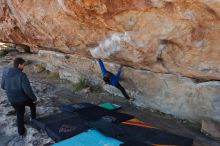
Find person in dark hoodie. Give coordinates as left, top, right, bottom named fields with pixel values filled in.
left=1, top=57, right=37, bottom=136
left=97, top=59, right=131, bottom=100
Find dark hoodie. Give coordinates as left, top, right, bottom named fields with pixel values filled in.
left=1, top=66, right=37, bottom=105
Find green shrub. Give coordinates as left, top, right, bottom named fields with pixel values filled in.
left=46, top=71, right=59, bottom=78
left=72, top=77, right=89, bottom=91
left=90, top=85, right=102, bottom=92
left=0, top=48, right=14, bottom=57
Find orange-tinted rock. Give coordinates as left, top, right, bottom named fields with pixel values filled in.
left=0, top=0, right=220, bottom=80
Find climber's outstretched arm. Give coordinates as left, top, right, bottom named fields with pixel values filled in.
left=97, top=59, right=107, bottom=76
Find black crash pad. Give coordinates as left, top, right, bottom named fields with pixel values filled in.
left=60, top=103, right=95, bottom=113
left=33, top=112, right=77, bottom=130
left=120, top=141, right=150, bottom=146
left=45, top=114, right=89, bottom=142
left=87, top=120, right=193, bottom=146
left=76, top=106, right=134, bottom=123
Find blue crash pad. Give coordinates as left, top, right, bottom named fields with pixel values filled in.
left=52, top=129, right=123, bottom=146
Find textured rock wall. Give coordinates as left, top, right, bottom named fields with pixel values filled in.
left=37, top=50, right=220, bottom=122
left=1, top=0, right=220, bottom=80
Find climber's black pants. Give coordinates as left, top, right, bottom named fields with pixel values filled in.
left=115, top=83, right=130, bottom=100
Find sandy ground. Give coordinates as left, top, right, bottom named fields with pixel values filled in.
left=0, top=52, right=220, bottom=146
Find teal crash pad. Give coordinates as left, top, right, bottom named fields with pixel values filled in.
left=99, top=103, right=121, bottom=110
left=52, top=129, right=123, bottom=146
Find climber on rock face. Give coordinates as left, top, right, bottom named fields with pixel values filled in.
left=1, top=57, right=37, bottom=136
left=97, top=59, right=132, bottom=100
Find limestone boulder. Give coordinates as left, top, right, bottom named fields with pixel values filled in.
left=0, top=0, right=220, bottom=80
left=35, top=50, right=220, bottom=122
left=201, top=120, right=220, bottom=140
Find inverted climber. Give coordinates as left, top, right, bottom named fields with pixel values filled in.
left=97, top=59, right=132, bottom=100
